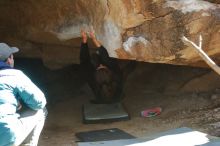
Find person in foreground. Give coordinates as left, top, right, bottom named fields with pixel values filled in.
left=0, top=43, right=47, bottom=146
left=80, top=30, right=123, bottom=104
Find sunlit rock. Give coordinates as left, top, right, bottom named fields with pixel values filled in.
left=0, top=0, right=220, bottom=69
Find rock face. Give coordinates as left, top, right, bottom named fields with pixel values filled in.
left=0, top=0, right=220, bottom=69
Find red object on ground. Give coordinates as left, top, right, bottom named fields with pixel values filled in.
left=141, top=107, right=162, bottom=117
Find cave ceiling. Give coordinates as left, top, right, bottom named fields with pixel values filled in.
left=0, top=0, right=220, bottom=69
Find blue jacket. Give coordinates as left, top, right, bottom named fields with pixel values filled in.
left=0, top=62, right=46, bottom=146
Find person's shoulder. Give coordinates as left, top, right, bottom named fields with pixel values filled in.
left=0, top=68, right=24, bottom=76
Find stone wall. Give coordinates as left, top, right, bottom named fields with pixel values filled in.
left=0, top=0, right=220, bottom=69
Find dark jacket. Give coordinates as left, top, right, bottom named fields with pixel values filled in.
left=80, top=43, right=123, bottom=103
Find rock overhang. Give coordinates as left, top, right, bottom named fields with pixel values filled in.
left=0, top=0, right=220, bottom=69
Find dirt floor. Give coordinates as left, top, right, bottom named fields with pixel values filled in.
left=16, top=59, right=220, bottom=146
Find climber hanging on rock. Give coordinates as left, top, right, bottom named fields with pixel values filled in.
left=80, top=29, right=123, bottom=104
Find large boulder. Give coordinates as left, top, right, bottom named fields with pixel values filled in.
left=0, top=0, right=220, bottom=69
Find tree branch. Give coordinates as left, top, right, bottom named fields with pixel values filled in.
left=182, top=35, right=220, bottom=75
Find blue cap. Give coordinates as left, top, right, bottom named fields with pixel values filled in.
left=0, top=43, right=19, bottom=61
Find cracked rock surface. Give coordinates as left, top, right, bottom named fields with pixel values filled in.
left=0, top=0, right=220, bottom=69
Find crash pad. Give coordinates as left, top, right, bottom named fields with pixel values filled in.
left=82, top=102, right=129, bottom=124
left=75, top=128, right=135, bottom=142
left=77, top=127, right=220, bottom=146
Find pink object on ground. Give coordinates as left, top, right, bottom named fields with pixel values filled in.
left=141, top=107, right=162, bottom=117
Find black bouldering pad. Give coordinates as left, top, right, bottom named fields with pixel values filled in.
left=75, top=128, right=135, bottom=142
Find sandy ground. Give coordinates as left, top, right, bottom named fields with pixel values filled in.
left=16, top=60, right=220, bottom=146
left=39, top=91, right=220, bottom=146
